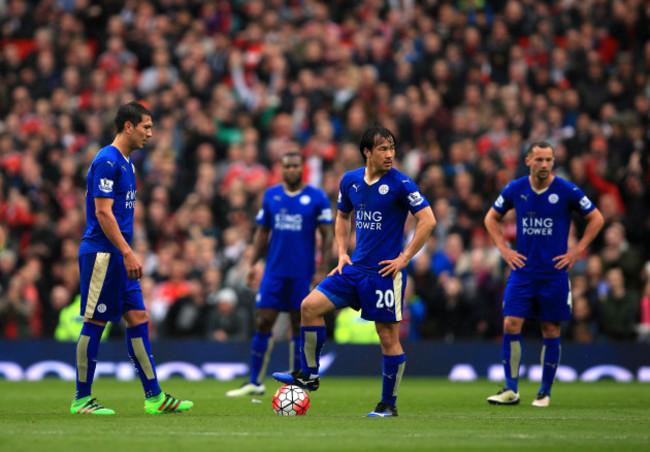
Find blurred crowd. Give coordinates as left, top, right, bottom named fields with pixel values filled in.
left=1, top=0, right=649, bottom=344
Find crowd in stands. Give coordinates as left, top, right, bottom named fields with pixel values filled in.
left=1, top=0, right=649, bottom=344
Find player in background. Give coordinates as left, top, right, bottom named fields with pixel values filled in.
left=485, top=141, right=604, bottom=407
left=71, top=102, right=193, bottom=415
left=226, top=152, right=333, bottom=397
left=273, top=126, right=436, bottom=417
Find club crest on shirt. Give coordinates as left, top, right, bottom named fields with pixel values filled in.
left=98, top=178, right=114, bottom=193
left=379, top=184, right=389, bottom=195
left=548, top=193, right=559, bottom=204
left=300, top=195, right=311, bottom=205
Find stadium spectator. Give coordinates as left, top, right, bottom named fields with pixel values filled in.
left=0, top=0, right=647, bottom=345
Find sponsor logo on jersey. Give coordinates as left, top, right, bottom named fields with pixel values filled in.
left=408, top=191, right=424, bottom=207
left=352, top=184, right=360, bottom=192
left=548, top=193, right=559, bottom=204
left=274, top=213, right=303, bottom=231
left=495, top=195, right=505, bottom=208
left=356, top=209, right=382, bottom=230
left=300, top=195, right=311, bottom=205
left=522, top=217, right=553, bottom=235
left=579, top=195, right=592, bottom=210
left=98, top=178, right=114, bottom=193
left=520, top=194, right=528, bottom=201
left=125, top=189, right=137, bottom=209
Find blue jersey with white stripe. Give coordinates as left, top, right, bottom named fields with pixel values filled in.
left=256, top=184, right=333, bottom=278
left=337, top=167, right=429, bottom=273
left=80, top=145, right=137, bottom=256
left=492, top=176, right=596, bottom=274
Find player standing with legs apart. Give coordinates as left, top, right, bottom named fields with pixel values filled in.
left=485, top=141, right=604, bottom=407
left=71, top=101, right=193, bottom=415
left=226, top=152, right=333, bottom=397
left=273, top=126, right=436, bottom=417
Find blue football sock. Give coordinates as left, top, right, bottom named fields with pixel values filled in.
left=540, top=337, right=561, bottom=396
left=126, top=322, right=161, bottom=399
left=291, top=334, right=300, bottom=372
left=75, top=322, right=105, bottom=399
left=250, top=332, right=273, bottom=385
left=381, top=354, right=406, bottom=407
left=503, top=333, right=522, bottom=393
left=300, top=326, right=326, bottom=376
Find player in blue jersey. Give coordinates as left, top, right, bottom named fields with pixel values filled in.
left=485, top=141, right=604, bottom=407
left=226, top=152, right=333, bottom=397
left=71, top=101, right=192, bottom=415
left=273, top=126, right=436, bottom=417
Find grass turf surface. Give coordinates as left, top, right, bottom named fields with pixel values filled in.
left=1, top=378, right=648, bottom=451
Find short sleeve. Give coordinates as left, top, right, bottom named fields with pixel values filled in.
left=316, top=190, right=333, bottom=224
left=337, top=175, right=353, bottom=213
left=90, top=158, right=119, bottom=200
left=400, top=177, right=429, bottom=215
left=493, top=183, right=514, bottom=215
left=255, top=191, right=272, bottom=227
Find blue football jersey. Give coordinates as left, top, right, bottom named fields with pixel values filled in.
left=492, top=176, right=596, bottom=273
left=80, top=145, right=138, bottom=256
left=337, top=167, right=430, bottom=273
left=256, top=184, right=333, bottom=278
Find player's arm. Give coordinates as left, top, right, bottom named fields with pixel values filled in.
left=330, top=210, right=353, bottom=276
left=484, top=207, right=526, bottom=270
left=379, top=206, right=436, bottom=278
left=247, top=225, right=270, bottom=286
left=553, top=208, right=605, bottom=271
left=95, top=196, right=142, bottom=280
left=317, top=222, right=333, bottom=274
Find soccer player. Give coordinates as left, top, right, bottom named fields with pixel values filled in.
left=227, top=152, right=333, bottom=397
left=273, top=126, right=436, bottom=417
left=485, top=141, right=604, bottom=407
left=71, top=101, right=193, bottom=415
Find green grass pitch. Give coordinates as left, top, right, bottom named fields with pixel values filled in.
left=1, top=378, right=648, bottom=451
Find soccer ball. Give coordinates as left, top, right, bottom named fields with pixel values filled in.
left=272, top=385, right=310, bottom=416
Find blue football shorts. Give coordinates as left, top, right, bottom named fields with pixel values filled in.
left=502, top=270, right=572, bottom=321
left=316, top=265, right=406, bottom=322
left=256, top=273, right=312, bottom=311
left=79, top=252, right=145, bottom=322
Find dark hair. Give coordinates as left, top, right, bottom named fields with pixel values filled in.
left=358, top=126, right=396, bottom=162
left=281, top=151, right=303, bottom=164
left=113, top=101, right=152, bottom=133
left=526, top=141, right=554, bottom=156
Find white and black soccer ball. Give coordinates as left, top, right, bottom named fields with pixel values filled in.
left=271, top=384, right=310, bottom=416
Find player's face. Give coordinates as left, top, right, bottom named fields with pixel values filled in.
left=526, top=146, right=554, bottom=181
left=365, top=136, right=395, bottom=173
left=127, top=115, right=153, bottom=151
left=282, top=155, right=303, bottom=189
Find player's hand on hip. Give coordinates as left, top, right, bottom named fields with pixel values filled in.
left=501, top=248, right=526, bottom=271
left=553, top=248, right=580, bottom=272
left=378, top=253, right=409, bottom=279
left=329, top=254, right=352, bottom=276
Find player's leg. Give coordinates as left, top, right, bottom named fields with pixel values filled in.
left=534, top=321, right=561, bottom=407
left=273, top=289, right=334, bottom=390
left=288, top=309, right=301, bottom=371
left=487, top=315, right=525, bottom=405
left=367, top=321, right=403, bottom=418
left=71, top=252, right=118, bottom=415
left=533, top=274, right=570, bottom=406
left=363, top=271, right=405, bottom=417
left=227, top=307, right=278, bottom=396
left=288, top=275, right=311, bottom=372
left=122, top=284, right=192, bottom=414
